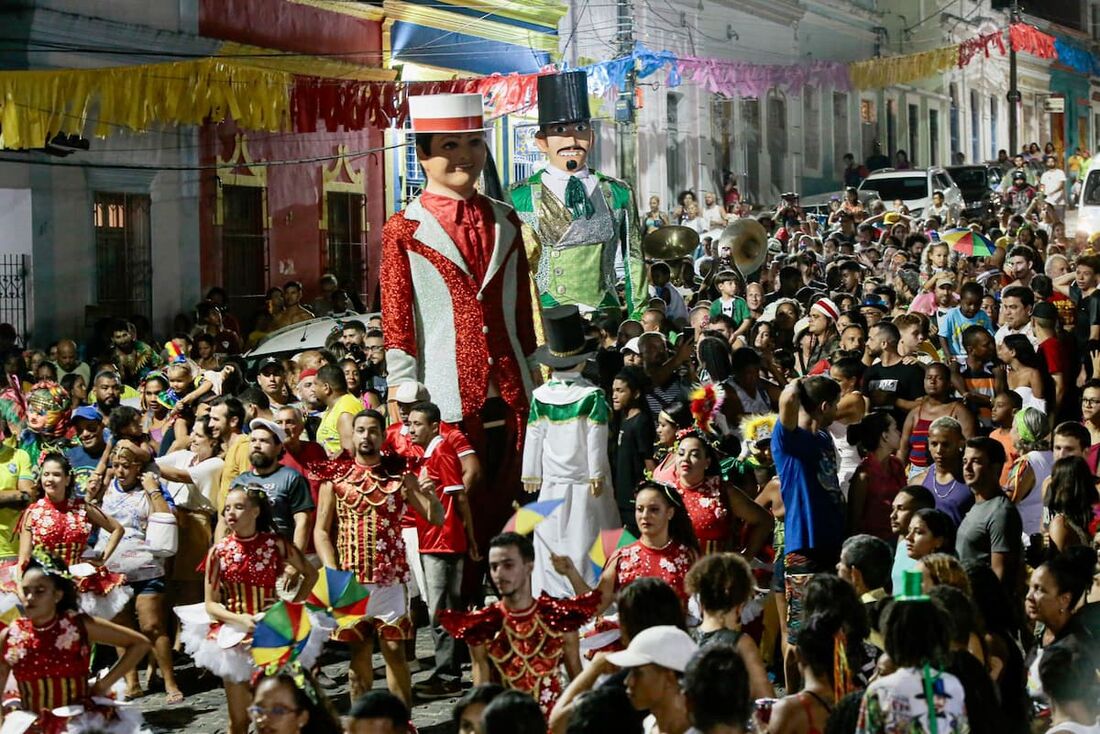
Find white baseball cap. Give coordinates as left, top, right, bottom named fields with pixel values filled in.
left=604, top=625, right=698, bottom=672
left=249, top=418, right=286, bottom=444
left=394, top=382, right=430, bottom=404
left=621, top=337, right=642, bottom=354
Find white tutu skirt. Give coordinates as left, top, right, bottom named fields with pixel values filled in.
left=174, top=603, right=335, bottom=683
left=78, top=586, right=133, bottom=620
left=0, top=677, right=148, bottom=734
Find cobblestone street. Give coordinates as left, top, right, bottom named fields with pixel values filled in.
left=134, top=628, right=459, bottom=733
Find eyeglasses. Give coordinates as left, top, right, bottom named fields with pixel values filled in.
left=1083, top=397, right=1100, bottom=405
left=247, top=706, right=299, bottom=720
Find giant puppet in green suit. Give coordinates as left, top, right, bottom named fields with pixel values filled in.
left=510, top=70, right=647, bottom=320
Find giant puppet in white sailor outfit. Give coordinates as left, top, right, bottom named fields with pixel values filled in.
left=521, top=306, right=619, bottom=597
left=381, top=93, right=539, bottom=547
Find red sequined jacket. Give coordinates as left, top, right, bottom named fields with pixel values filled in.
left=439, top=591, right=599, bottom=716
left=380, top=195, right=537, bottom=425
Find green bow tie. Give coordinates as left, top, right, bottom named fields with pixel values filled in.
left=564, top=176, right=595, bottom=219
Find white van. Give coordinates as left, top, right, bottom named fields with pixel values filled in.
left=1075, top=159, right=1100, bottom=238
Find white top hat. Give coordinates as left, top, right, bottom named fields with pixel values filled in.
left=408, top=93, right=487, bottom=133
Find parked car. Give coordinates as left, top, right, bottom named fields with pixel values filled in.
left=857, top=167, right=964, bottom=219
left=946, top=164, right=1003, bottom=220
left=1075, top=159, right=1100, bottom=238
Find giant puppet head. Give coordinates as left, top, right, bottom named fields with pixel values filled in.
left=409, top=93, right=489, bottom=200
left=534, top=70, right=593, bottom=174
left=25, top=381, right=71, bottom=438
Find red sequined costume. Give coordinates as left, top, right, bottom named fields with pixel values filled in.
left=1, top=610, right=143, bottom=734
left=176, top=532, right=329, bottom=683
left=440, top=591, right=599, bottom=717
left=678, top=475, right=734, bottom=555
left=612, top=540, right=697, bottom=606
left=311, top=456, right=413, bottom=642
left=381, top=193, right=537, bottom=554
left=0, top=498, right=132, bottom=619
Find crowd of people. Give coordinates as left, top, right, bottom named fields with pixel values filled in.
left=0, top=76, right=1099, bottom=734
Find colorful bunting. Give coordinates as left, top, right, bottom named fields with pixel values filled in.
left=0, top=24, right=1091, bottom=151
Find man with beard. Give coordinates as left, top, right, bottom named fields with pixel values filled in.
left=511, top=70, right=647, bottom=319
left=108, top=320, right=162, bottom=387
left=221, top=418, right=313, bottom=551
left=313, top=409, right=443, bottom=704
left=92, top=370, right=123, bottom=418
left=439, top=532, right=598, bottom=718
left=210, top=395, right=248, bottom=505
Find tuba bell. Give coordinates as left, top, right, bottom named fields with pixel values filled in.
left=717, top=218, right=767, bottom=277
left=642, top=225, right=700, bottom=261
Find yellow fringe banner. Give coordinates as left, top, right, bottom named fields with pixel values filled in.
left=848, top=46, right=958, bottom=90
left=0, top=58, right=291, bottom=150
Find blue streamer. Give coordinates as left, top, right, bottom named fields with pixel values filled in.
left=1055, top=37, right=1094, bottom=75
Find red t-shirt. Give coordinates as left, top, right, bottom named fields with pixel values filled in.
left=383, top=422, right=475, bottom=460
left=1038, top=336, right=1068, bottom=375
left=413, top=436, right=468, bottom=555
left=1048, top=293, right=1076, bottom=331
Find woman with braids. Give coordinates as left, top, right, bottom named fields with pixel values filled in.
left=857, top=572, right=968, bottom=734
left=0, top=454, right=130, bottom=619
left=763, top=606, right=864, bottom=734
left=177, top=486, right=321, bottom=734
left=249, top=669, right=342, bottom=734
left=552, top=481, right=699, bottom=614
left=674, top=428, right=773, bottom=556
left=0, top=555, right=150, bottom=733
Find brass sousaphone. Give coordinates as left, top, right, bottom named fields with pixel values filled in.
left=642, top=225, right=700, bottom=261
left=717, top=218, right=768, bottom=277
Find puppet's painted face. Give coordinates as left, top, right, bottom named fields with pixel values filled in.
left=535, top=121, right=593, bottom=173
left=417, top=133, right=487, bottom=198
left=26, top=386, right=68, bottom=436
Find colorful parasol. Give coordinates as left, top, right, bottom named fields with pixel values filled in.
left=589, top=528, right=637, bottom=577
left=251, top=601, right=312, bottom=671
left=503, top=499, right=565, bottom=535
left=941, top=228, right=994, bottom=257
left=305, top=567, right=370, bottom=629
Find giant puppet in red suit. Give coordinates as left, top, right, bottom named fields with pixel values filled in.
left=381, top=93, right=538, bottom=552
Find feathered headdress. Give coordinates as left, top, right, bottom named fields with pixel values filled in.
left=689, top=384, right=724, bottom=434
left=740, top=414, right=778, bottom=446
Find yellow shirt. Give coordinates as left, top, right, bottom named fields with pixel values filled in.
left=0, top=445, right=32, bottom=558
left=217, top=433, right=251, bottom=511
left=317, top=393, right=363, bottom=457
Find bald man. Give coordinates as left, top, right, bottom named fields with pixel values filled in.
left=53, top=340, right=91, bottom=384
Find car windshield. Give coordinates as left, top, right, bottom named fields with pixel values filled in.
left=860, top=175, right=926, bottom=201
left=1083, top=171, right=1100, bottom=206
left=948, top=168, right=988, bottom=189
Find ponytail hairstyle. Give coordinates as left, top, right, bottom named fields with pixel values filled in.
left=846, top=411, right=895, bottom=456
left=634, top=481, right=700, bottom=555
left=232, top=485, right=276, bottom=535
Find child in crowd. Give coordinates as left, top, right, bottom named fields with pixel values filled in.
left=938, top=282, right=993, bottom=362
left=989, top=391, right=1022, bottom=486
left=709, top=270, right=752, bottom=338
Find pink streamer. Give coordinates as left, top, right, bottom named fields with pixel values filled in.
left=674, top=57, right=850, bottom=98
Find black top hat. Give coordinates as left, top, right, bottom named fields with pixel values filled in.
left=535, top=305, right=598, bottom=369
left=537, top=71, right=591, bottom=128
